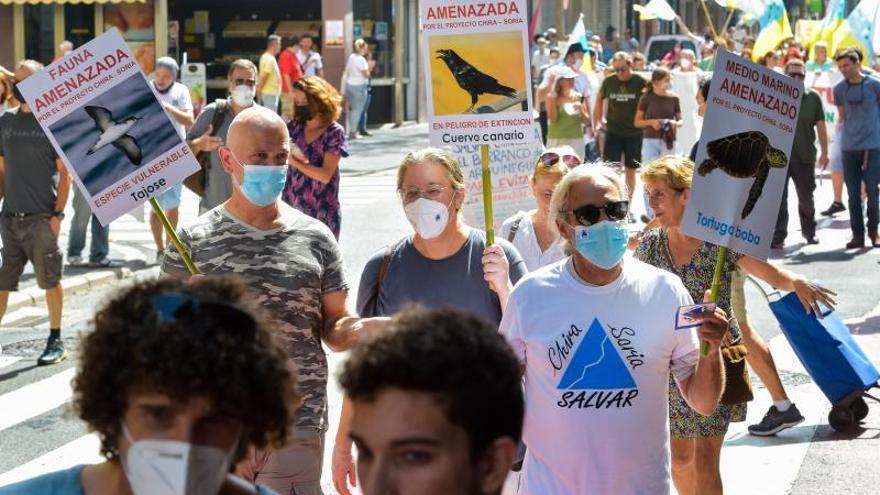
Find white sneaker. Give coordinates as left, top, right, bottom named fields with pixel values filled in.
left=67, top=256, right=85, bottom=266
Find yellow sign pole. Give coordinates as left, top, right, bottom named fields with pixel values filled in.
left=149, top=197, right=200, bottom=275
left=702, top=246, right=729, bottom=355
left=481, top=144, right=494, bottom=246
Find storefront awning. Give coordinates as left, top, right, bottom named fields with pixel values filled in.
left=0, top=0, right=145, bottom=5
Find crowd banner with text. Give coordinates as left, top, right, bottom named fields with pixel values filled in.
left=420, top=0, right=535, bottom=147
left=16, top=29, right=201, bottom=227
left=682, top=49, right=802, bottom=261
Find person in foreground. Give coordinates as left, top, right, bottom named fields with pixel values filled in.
left=0, top=277, right=296, bottom=495
left=500, top=164, right=730, bottom=494
left=339, top=307, right=524, bottom=495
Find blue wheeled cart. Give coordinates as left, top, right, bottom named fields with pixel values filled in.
left=766, top=290, right=880, bottom=431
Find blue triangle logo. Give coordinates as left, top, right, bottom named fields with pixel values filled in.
left=557, top=318, right=637, bottom=390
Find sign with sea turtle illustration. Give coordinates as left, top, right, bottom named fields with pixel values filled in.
left=16, top=29, right=200, bottom=225
left=420, top=0, right=536, bottom=147
left=682, top=49, right=803, bottom=260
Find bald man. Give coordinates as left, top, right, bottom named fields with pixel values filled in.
left=162, top=106, right=388, bottom=494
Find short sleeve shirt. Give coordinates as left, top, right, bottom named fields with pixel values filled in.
left=161, top=203, right=348, bottom=430
left=356, top=230, right=527, bottom=324
left=279, top=50, right=304, bottom=92
left=600, top=74, right=648, bottom=136
left=499, top=211, right=565, bottom=271
left=259, top=52, right=281, bottom=96
left=284, top=121, right=349, bottom=238
left=791, top=89, right=824, bottom=164
left=637, top=92, right=681, bottom=139
left=832, top=75, right=880, bottom=151
left=0, top=111, right=59, bottom=214
left=296, top=49, right=323, bottom=77
left=186, top=101, right=236, bottom=212
left=153, top=81, right=193, bottom=139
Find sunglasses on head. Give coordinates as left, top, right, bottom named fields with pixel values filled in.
left=538, top=151, right=581, bottom=169
left=150, top=292, right=257, bottom=336
left=562, top=200, right=629, bottom=226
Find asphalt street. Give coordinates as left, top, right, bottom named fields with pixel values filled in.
left=0, top=124, right=878, bottom=494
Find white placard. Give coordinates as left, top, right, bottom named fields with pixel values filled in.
left=681, top=50, right=802, bottom=260
left=17, top=29, right=200, bottom=226
left=420, top=0, right=536, bottom=147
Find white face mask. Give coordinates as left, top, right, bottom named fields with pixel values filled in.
left=230, top=85, right=255, bottom=106
left=122, top=425, right=231, bottom=495
left=404, top=197, right=451, bottom=240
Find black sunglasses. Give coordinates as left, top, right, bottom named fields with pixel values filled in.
left=151, top=292, right=256, bottom=335
left=562, top=200, right=629, bottom=226
left=538, top=151, right=581, bottom=169
left=786, top=72, right=805, bottom=80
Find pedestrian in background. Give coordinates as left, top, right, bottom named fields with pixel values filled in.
left=344, top=38, right=371, bottom=141
left=0, top=66, right=15, bottom=116
left=357, top=44, right=375, bottom=137
left=545, top=67, right=590, bottom=161
left=833, top=47, right=880, bottom=248
left=279, top=35, right=304, bottom=122
left=296, top=33, right=324, bottom=78
left=164, top=106, right=388, bottom=495
left=287, top=76, right=348, bottom=238
left=150, top=56, right=193, bottom=263
left=0, top=277, right=295, bottom=495
left=0, top=60, right=71, bottom=366
left=257, top=34, right=282, bottom=113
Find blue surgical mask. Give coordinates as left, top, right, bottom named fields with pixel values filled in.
left=229, top=151, right=287, bottom=206
left=572, top=220, right=628, bottom=269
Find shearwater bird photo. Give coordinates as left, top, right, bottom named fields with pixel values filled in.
left=85, top=105, right=143, bottom=165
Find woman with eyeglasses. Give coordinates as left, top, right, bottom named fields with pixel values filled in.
left=0, top=277, right=295, bottom=495
left=286, top=76, right=348, bottom=239
left=634, top=155, right=836, bottom=495
left=500, top=147, right=577, bottom=271
left=545, top=66, right=590, bottom=161
left=330, top=147, right=527, bottom=495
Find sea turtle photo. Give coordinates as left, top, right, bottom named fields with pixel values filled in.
left=698, top=131, right=787, bottom=219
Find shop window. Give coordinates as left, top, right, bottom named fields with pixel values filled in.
left=64, top=4, right=96, bottom=51
left=353, top=0, right=400, bottom=79
left=105, top=1, right=156, bottom=74
left=23, top=5, right=54, bottom=65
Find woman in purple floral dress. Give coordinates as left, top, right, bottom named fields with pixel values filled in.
left=287, top=76, right=349, bottom=238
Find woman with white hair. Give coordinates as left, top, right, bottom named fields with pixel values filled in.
left=150, top=56, right=194, bottom=263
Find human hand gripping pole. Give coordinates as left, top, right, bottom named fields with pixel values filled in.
left=149, top=197, right=201, bottom=275
left=703, top=246, right=729, bottom=355
left=481, top=144, right=496, bottom=291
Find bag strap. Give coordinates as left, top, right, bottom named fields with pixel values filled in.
left=376, top=238, right=405, bottom=297
left=209, top=99, right=228, bottom=137
left=507, top=213, right=525, bottom=243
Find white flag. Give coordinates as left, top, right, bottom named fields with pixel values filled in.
left=645, top=0, right=677, bottom=21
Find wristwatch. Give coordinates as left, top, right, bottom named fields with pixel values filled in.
left=52, top=211, right=65, bottom=220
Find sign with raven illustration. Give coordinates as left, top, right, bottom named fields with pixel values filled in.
left=420, top=0, right=536, bottom=147
left=15, top=29, right=200, bottom=226
left=681, top=50, right=803, bottom=260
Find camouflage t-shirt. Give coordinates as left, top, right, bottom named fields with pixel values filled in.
left=161, top=203, right=348, bottom=430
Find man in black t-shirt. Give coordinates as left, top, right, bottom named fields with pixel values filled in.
left=0, top=60, right=71, bottom=365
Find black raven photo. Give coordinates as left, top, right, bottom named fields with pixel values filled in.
left=435, top=49, right=518, bottom=113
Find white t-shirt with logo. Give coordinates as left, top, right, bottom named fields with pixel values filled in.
left=500, top=258, right=700, bottom=495
left=152, top=81, right=193, bottom=139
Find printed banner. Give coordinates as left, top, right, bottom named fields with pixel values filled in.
left=420, top=0, right=536, bottom=146
left=806, top=69, right=841, bottom=163
left=16, top=29, right=200, bottom=226
left=681, top=50, right=802, bottom=260
left=457, top=126, right=543, bottom=231
left=181, top=62, right=207, bottom=117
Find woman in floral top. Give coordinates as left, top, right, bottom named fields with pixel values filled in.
left=634, top=155, right=836, bottom=495
left=287, top=76, right=349, bottom=238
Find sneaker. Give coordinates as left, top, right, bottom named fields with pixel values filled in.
left=748, top=404, right=805, bottom=436
left=870, top=232, right=879, bottom=248
left=846, top=237, right=865, bottom=249
left=67, top=256, right=85, bottom=266
left=821, top=201, right=846, bottom=217
left=37, top=336, right=68, bottom=366
left=804, top=235, right=819, bottom=245
left=89, top=257, right=122, bottom=268
left=358, top=129, right=373, bottom=137
left=770, top=240, right=784, bottom=249
left=155, top=250, right=165, bottom=265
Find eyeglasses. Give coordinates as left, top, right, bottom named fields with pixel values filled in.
left=560, top=200, right=629, bottom=226
left=401, top=185, right=451, bottom=203
left=151, top=292, right=256, bottom=336
left=233, top=78, right=257, bottom=87
left=846, top=80, right=865, bottom=104
left=537, top=151, right=581, bottom=169
left=786, top=72, right=805, bottom=80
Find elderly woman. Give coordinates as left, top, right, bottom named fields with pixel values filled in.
left=0, top=277, right=295, bottom=495
left=331, top=147, right=527, bottom=495
left=286, top=76, right=348, bottom=238
left=634, top=155, right=836, bottom=495
left=500, top=146, right=577, bottom=271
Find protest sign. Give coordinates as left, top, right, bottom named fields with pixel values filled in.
left=671, top=71, right=699, bottom=156
left=420, top=0, right=535, bottom=147
left=457, top=126, right=543, bottom=230
left=681, top=50, right=802, bottom=260
left=16, top=29, right=201, bottom=226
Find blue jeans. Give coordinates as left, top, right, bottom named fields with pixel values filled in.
left=345, top=83, right=368, bottom=135
left=358, top=87, right=372, bottom=131
left=67, top=187, right=109, bottom=261
left=842, top=149, right=880, bottom=238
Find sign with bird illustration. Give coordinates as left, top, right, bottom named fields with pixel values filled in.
left=421, top=0, right=536, bottom=147
left=681, top=49, right=802, bottom=260
left=15, top=29, right=200, bottom=226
